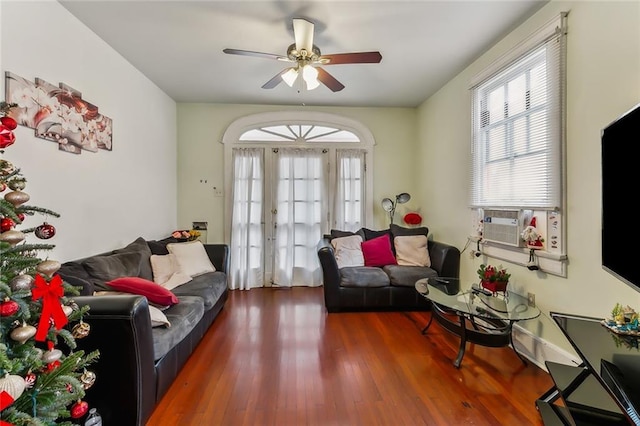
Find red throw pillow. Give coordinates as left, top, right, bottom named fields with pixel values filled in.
left=107, top=277, right=179, bottom=306
left=361, top=234, right=397, bottom=267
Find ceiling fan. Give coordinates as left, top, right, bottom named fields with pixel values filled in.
left=223, top=18, right=382, bottom=92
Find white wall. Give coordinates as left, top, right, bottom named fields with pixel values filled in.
left=176, top=103, right=417, bottom=242
left=417, top=0, right=640, bottom=351
left=1, top=1, right=178, bottom=261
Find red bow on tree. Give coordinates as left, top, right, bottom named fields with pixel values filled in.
left=0, top=390, right=15, bottom=425
left=32, top=274, right=68, bottom=341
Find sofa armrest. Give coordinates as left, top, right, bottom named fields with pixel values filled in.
left=317, top=238, right=342, bottom=307
left=428, top=240, right=461, bottom=279
left=73, top=295, right=156, bottom=426
left=203, top=244, right=229, bottom=274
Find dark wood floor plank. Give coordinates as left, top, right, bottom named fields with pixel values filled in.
left=147, top=287, right=552, bottom=425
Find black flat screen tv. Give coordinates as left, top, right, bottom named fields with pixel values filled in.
left=602, top=102, right=640, bottom=291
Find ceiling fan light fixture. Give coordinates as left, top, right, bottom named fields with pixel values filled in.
left=281, top=68, right=299, bottom=87
left=302, top=65, right=320, bottom=90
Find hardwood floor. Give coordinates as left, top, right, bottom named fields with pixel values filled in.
left=147, top=287, right=553, bottom=425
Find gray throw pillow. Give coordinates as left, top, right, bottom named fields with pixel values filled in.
left=83, top=251, right=143, bottom=290
left=113, top=237, right=154, bottom=281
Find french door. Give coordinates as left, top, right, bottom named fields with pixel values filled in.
left=229, top=147, right=330, bottom=289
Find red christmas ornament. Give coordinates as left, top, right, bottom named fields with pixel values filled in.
left=1, top=217, right=15, bottom=232
left=0, top=125, right=16, bottom=149
left=24, top=373, right=36, bottom=389
left=45, top=360, right=61, bottom=373
left=35, top=222, right=56, bottom=239
left=0, top=300, right=19, bottom=317
left=16, top=213, right=25, bottom=222
left=0, top=116, right=17, bottom=130
left=70, top=400, right=89, bottom=419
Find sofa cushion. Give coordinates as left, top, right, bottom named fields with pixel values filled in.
left=83, top=251, right=143, bottom=290
left=106, top=276, right=179, bottom=306
left=151, top=296, right=204, bottom=360
left=361, top=234, right=397, bottom=267
left=112, top=237, right=154, bottom=281
left=170, top=271, right=227, bottom=310
left=147, top=237, right=180, bottom=255
left=59, top=261, right=94, bottom=295
left=360, top=227, right=392, bottom=241
left=339, top=266, right=390, bottom=288
left=394, top=235, right=431, bottom=267
left=382, top=265, right=438, bottom=287
left=331, top=235, right=365, bottom=268
left=167, top=240, right=216, bottom=277
left=390, top=223, right=429, bottom=238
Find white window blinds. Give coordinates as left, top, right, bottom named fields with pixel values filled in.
left=470, top=14, right=567, bottom=210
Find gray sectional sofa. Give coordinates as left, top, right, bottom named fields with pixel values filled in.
left=58, top=236, right=228, bottom=426
left=317, top=225, right=460, bottom=312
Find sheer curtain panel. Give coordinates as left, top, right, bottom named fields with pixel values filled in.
left=229, top=148, right=264, bottom=290
left=333, top=149, right=365, bottom=231
left=272, top=148, right=327, bottom=287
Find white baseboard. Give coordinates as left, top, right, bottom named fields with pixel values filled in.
left=512, top=323, right=581, bottom=370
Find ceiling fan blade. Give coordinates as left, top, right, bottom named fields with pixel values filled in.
left=261, top=68, right=294, bottom=89
left=316, top=67, right=345, bottom=92
left=293, top=18, right=314, bottom=52
left=320, top=51, right=382, bottom=65
left=223, top=48, right=289, bottom=62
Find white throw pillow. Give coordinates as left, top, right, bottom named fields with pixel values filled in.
left=150, top=254, right=193, bottom=290
left=93, top=291, right=171, bottom=327
left=148, top=305, right=171, bottom=328
left=394, top=235, right=431, bottom=267
left=331, top=235, right=365, bottom=268
left=166, top=240, right=216, bottom=277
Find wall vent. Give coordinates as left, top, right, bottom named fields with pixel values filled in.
left=483, top=209, right=523, bottom=247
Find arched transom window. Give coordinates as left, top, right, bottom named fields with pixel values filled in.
left=240, top=124, right=360, bottom=143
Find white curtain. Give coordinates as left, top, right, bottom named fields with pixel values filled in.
left=229, top=148, right=264, bottom=290
left=272, top=148, right=327, bottom=287
left=334, top=149, right=365, bottom=231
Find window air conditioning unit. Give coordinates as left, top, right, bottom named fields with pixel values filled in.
left=482, top=209, right=524, bottom=247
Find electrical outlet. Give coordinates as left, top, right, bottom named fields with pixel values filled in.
left=527, top=292, right=536, bottom=307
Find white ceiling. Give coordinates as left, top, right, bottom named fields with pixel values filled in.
left=59, top=0, right=548, bottom=108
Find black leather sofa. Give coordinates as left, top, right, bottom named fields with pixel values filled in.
left=317, top=226, right=460, bottom=312
left=58, top=237, right=229, bottom=426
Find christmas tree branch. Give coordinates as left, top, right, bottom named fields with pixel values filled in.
left=15, top=205, right=61, bottom=218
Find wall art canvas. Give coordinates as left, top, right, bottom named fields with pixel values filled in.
left=4, top=71, right=113, bottom=155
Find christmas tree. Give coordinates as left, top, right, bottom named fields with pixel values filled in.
left=0, top=102, right=99, bottom=425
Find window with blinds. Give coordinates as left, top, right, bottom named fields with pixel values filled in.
left=469, top=13, right=568, bottom=274
left=470, top=15, right=566, bottom=210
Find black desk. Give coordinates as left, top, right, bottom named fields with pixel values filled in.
left=537, top=312, right=640, bottom=425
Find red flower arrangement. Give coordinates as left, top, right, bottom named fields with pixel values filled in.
left=477, top=264, right=511, bottom=294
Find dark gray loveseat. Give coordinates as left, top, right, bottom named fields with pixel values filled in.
left=58, top=237, right=228, bottom=426
left=317, top=225, right=460, bottom=312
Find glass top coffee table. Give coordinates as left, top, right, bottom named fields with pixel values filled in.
left=415, top=277, right=541, bottom=368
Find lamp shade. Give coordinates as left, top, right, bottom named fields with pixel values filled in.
left=302, top=65, right=320, bottom=90
left=381, top=198, right=393, bottom=212
left=282, top=68, right=299, bottom=87
left=396, top=193, right=411, bottom=204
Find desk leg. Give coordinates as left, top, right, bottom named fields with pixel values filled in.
left=421, top=312, right=434, bottom=334
left=508, top=322, right=528, bottom=366
left=453, top=314, right=467, bottom=368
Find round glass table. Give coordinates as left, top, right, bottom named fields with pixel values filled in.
left=415, top=277, right=541, bottom=368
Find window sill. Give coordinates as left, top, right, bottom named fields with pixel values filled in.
left=481, top=242, right=567, bottom=277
